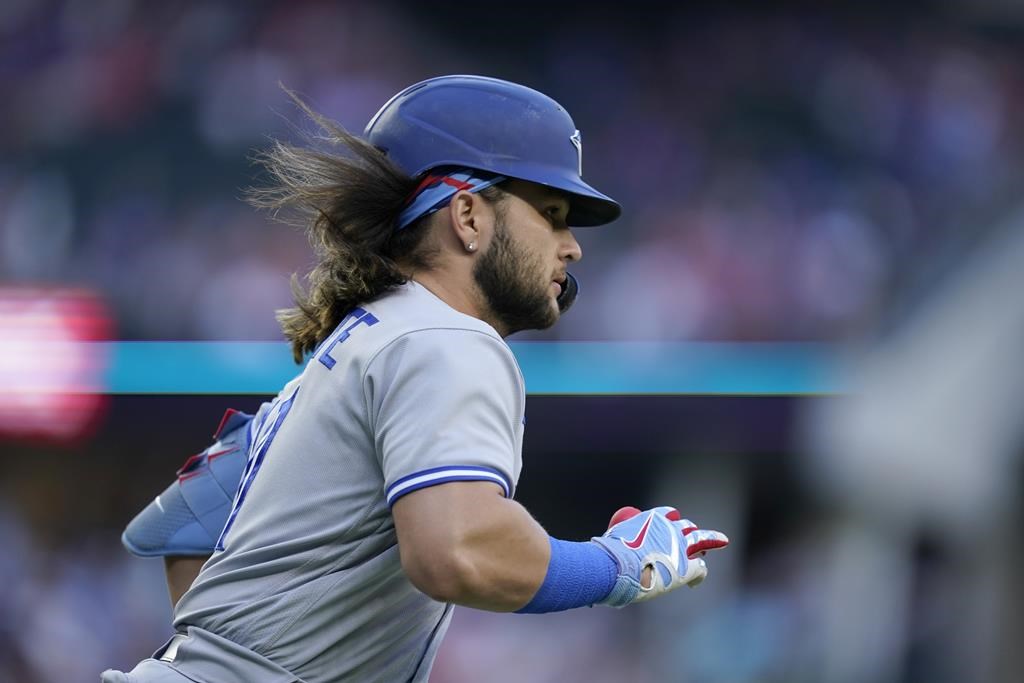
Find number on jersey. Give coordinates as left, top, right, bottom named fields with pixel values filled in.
left=215, top=307, right=381, bottom=551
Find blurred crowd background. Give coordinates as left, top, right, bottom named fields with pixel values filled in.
left=6, top=0, right=1023, bottom=343
left=1, top=1, right=1023, bottom=682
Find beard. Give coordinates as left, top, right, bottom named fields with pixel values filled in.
left=473, top=217, right=558, bottom=335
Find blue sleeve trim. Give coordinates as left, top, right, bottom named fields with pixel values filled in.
left=386, top=465, right=511, bottom=506
left=515, top=537, right=618, bottom=614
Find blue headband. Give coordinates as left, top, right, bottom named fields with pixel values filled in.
left=397, top=168, right=505, bottom=231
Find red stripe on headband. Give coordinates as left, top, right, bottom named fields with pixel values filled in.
left=405, top=173, right=474, bottom=206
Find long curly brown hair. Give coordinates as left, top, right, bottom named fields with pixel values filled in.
left=246, top=91, right=436, bottom=363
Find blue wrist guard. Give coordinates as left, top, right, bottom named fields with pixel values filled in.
left=515, top=537, right=617, bottom=614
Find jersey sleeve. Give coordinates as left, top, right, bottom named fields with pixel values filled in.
left=364, top=328, right=525, bottom=507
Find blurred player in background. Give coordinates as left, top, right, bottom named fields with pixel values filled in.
left=102, top=76, right=729, bottom=682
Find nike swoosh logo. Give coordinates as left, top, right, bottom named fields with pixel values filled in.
left=623, top=513, right=654, bottom=549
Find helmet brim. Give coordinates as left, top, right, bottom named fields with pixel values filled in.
left=481, top=160, right=621, bottom=227
left=555, top=176, right=622, bottom=227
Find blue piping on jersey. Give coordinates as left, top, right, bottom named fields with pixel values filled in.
left=386, top=465, right=512, bottom=506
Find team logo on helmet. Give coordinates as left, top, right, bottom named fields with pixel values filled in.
left=570, top=129, right=583, bottom=177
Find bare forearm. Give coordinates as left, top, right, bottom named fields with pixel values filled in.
left=164, top=555, right=209, bottom=606
left=444, top=497, right=550, bottom=610
left=393, top=483, right=550, bottom=611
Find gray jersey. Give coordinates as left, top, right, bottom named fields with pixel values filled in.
left=171, top=281, right=525, bottom=682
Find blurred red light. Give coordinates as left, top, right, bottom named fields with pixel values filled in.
left=0, top=288, right=112, bottom=444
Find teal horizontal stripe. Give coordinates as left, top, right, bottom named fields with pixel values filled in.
left=511, top=342, right=837, bottom=395
left=105, top=342, right=297, bottom=394
left=98, top=341, right=839, bottom=395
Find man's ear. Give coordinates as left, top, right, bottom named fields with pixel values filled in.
left=446, top=190, right=490, bottom=251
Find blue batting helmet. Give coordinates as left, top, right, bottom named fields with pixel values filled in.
left=364, top=75, right=621, bottom=227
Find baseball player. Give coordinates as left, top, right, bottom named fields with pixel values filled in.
left=103, top=75, right=729, bottom=682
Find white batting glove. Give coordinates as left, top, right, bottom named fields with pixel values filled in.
left=592, top=505, right=729, bottom=607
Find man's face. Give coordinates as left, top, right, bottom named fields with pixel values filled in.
left=473, top=180, right=582, bottom=335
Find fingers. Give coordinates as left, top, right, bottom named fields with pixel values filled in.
left=608, top=506, right=729, bottom=563
left=682, top=556, right=707, bottom=587
left=683, top=528, right=730, bottom=559
left=607, top=506, right=642, bottom=530
left=650, top=505, right=680, bottom=521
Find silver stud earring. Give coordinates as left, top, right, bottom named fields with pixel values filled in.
left=466, top=241, right=476, bottom=252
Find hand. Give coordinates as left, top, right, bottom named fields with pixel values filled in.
left=592, top=505, right=729, bottom=607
